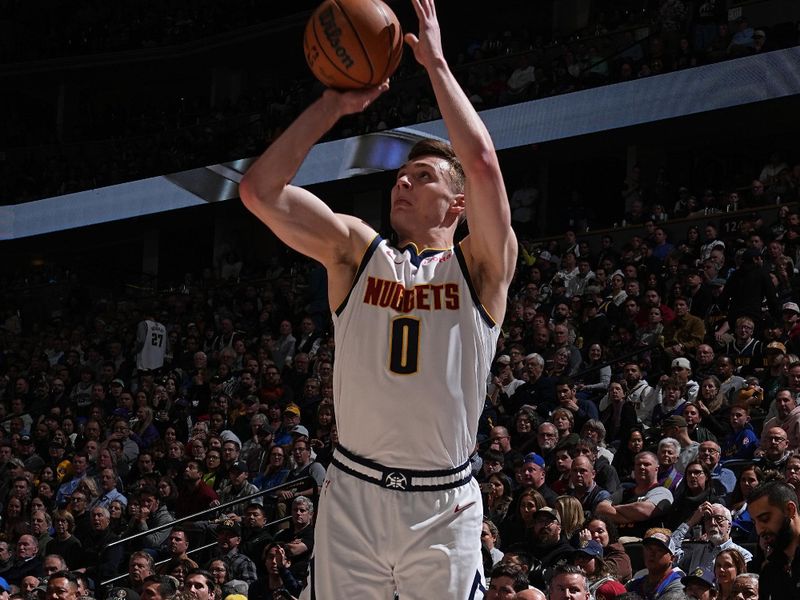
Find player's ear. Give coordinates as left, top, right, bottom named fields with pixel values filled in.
left=448, top=193, right=465, bottom=215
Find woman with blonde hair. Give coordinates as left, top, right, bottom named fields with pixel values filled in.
left=555, top=495, right=585, bottom=540
left=46, top=509, right=83, bottom=569
left=551, top=408, right=575, bottom=440
left=131, top=406, right=160, bottom=450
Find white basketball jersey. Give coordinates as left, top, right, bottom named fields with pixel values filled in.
left=332, top=236, right=499, bottom=470
left=137, top=319, right=167, bottom=371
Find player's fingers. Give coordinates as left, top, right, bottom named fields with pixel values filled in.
left=409, top=0, right=423, bottom=20
left=416, top=0, right=433, bottom=18
left=404, top=33, right=419, bottom=49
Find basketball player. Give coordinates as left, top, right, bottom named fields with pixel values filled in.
left=239, top=0, right=516, bottom=597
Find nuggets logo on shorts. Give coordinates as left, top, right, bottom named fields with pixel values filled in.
left=383, top=472, right=408, bottom=490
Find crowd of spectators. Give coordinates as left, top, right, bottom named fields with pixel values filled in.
left=1, top=145, right=800, bottom=599
left=0, top=0, right=320, bottom=63
left=2, top=2, right=798, bottom=205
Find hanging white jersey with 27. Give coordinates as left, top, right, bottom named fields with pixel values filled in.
left=137, top=319, right=167, bottom=371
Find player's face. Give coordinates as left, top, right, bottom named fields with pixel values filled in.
left=391, top=156, right=462, bottom=239
left=548, top=574, right=589, bottom=600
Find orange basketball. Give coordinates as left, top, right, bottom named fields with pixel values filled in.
left=304, top=0, right=403, bottom=90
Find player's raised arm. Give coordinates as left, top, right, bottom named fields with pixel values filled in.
left=239, top=85, right=387, bottom=271
left=404, top=0, right=517, bottom=322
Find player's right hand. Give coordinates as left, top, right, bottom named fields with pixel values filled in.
left=322, top=81, right=390, bottom=117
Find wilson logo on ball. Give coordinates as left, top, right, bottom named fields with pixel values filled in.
left=318, top=6, right=355, bottom=70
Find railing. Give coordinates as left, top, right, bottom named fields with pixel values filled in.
left=572, top=343, right=660, bottom=380
left=99, top=475, right=312, bottom=587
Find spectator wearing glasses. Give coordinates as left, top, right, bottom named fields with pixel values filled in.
left=761, top=388, right=800, bottom=451
left=67, top=488, right=93, bottom=544
left=697, top=441, right=736, bottom=495
left=754, top=426, right=792, bottom=471
left=670, top=501, right=752, bottom=574
left=488, top=426, right=520, bottom=474
left=45, top=510, right=82, bottom=570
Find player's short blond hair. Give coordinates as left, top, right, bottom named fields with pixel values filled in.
left=407, top=139, right=465, bottom=195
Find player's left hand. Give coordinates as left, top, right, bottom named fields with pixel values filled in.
left=405, top=0, right=444, bottom=68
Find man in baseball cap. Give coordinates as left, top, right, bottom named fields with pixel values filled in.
left=516, top=452, right=557, bottom=506
left=218, top=461, right=261, bottom=516
left=529, top=507, right=572, bottom=578
left=626, top=529, right=684, bottom=598
left=681, top=566, right=715, bottom=600
left=275, top=403, right=302, bottom=446
left=214, top=518, right=258, bottom=585
left=782, top=302, right=800, bottom=343
left=570, top=539, right=627, bottom=598
left=783, top=302, right=800, bottom=315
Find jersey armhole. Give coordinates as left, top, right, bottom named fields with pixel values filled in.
left=334, top=235, right=383, bottom=317
left=454, top=243, right=497, bottom=328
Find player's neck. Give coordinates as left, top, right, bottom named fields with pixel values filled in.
left=397, top=231, right=454, bottom=252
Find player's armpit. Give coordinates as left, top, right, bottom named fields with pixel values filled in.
left=459, top=228, right=517, bottom=325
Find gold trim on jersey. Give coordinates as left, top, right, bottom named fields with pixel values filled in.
left=401, top=241, right=454, bottom=254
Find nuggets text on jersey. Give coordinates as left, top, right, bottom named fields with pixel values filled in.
left=362, top=276, right=460, bottom=312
